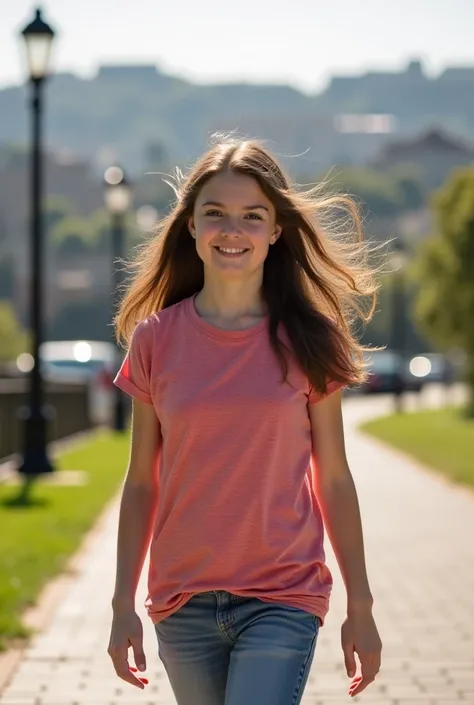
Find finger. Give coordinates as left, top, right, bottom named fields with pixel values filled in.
left=348, top=675, right=362, bottom=690
left=350, top=677, right=373, bottom=697
left=342, top=642, right=357, bottom=678
left=349, top=662, right=376, bottom=697
left=127, top=666, right=149, bottom=685
left=130, top=637, right=147, bottom=672
left=112, top=657, right=145, bottom=689
left=129, top=666, right=149, bottom=685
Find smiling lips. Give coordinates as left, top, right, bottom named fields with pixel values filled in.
left=214, top=246, right=249, bottom=256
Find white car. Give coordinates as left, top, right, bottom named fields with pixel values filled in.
left=39, top=340, right=119, bottom=426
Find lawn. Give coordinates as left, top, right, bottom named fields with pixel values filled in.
left=361, top=407, right=474, bottom=490
left=0, top=430, right=129, bottom=650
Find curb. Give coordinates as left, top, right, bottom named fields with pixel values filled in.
left=0, top=428, right=100, bottom=483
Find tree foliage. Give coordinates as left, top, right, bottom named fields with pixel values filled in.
left=0, top=301, right=28, bottom=362
left=414, top=167, right=474, bottom=411
left=329, top=166, right=425, bottom=217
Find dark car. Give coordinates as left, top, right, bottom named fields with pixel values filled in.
left=361, top=350, right=424, bottom=394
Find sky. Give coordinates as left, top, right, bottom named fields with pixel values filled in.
left=2, top=0, right=473, bottom=94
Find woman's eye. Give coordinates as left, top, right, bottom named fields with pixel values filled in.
left=246, top=213, right=263, bottom=220
left=204, top=210, right=222, bottom=217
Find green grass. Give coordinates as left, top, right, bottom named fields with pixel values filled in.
left=0, top=430, right=129, bottom=650
left=361, top=407, right=474, bottom=489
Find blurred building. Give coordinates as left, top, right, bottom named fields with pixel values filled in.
left=0, top=147, right=102, bottom=322
left=371, top=127, right=474, bottom=190
left=369, top=127, right=474, bottom=244
left=209, top=111, right=397, bottom=176
left=0, top=146, right=101, bottom=258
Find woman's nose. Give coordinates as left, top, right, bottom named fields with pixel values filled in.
left=221, top=216, right=243, bottom=237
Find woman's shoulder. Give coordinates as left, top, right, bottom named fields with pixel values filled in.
left=132, top=297, right=190, bottom=341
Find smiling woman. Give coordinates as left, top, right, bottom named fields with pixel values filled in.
left=188, top=172, right=281, bottom=287
left=108, top=137, right=382, bottom=704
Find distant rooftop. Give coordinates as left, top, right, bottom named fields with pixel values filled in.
left=374, top=128, right=474, bottom=163
left=97, top=65, right=159, bottom=80
left=328, top=59, right=474, bottom=87
left=439, top=67, right=474, bottom=80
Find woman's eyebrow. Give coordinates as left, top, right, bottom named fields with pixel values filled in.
left=201, top=200, right=269, bottom=212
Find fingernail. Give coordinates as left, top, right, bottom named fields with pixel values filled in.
left=139, top=677, right=149, bottom=684
left=138, top=664, right=146, bottom=672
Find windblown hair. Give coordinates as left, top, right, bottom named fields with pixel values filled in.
left=115, top=137, right=379, bottom=393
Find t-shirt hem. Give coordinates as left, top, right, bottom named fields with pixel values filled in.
left=308, top=379, right=346, bottom=405
left=114, top=372, right=153, bottom=404
left=146, top=593, right=330, bottom=627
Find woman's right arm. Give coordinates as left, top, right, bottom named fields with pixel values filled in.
left=108, top=398, right=161, bottom=689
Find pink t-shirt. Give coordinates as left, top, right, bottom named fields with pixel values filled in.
left=114, top=295, right=343, bottom=626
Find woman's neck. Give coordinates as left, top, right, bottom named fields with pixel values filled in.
left=195, top=277, right=266, bottom=324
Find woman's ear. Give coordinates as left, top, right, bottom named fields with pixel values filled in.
left=271, top=224, right=282, bottom=244
left=188, top=216, right=196, bottom=238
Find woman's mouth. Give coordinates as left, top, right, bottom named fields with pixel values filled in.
left=214, top=246, right=250, bottom=257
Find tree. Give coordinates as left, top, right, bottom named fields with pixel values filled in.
left=323, top=166, right=426, bottom=219
left=390, top=164, right=426, bottom=211
left=44, top=194, right=77, bottom=230
left=0, top=301, right=28, bottom=362
left=50, top=215, right=96, bottom=256
left=329, top=167, right=401, bottom=217
left=413, top=167, right=474, bottom=413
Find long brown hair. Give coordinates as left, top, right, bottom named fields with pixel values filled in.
left=115, top=137, right=379, bottom=393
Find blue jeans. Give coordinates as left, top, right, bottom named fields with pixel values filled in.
left=155, top=591, right=319, bottom=705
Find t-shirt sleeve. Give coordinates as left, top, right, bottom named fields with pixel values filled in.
left=308, top=378, right=345, bottom=405
left=114, top=320, right=153, bottom=404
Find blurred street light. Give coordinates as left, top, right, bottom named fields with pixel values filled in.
left=104, top=166, right=133, bottom=432
left=136, top=205, right=158, bottom=232
left=21, top=8, right=55, bottom=80
left=104, top=166, right=133, bottom=215
left=17, top=8, right=56, bottom=478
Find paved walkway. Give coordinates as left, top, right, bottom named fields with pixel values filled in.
left=1, top=391, right=474, bottom=705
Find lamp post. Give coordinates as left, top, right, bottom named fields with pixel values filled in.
left=389, top=241, right=408, bottom=413
left=104, top=166, right=132, bottom=432
left=18, top=8, right=56, bottom=477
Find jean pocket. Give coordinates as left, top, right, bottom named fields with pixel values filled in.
left=277, top=604, right=320, bottom=635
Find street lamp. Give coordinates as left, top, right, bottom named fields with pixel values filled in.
left=104, top=166, right=132, bottom=432
left=389, top=240, right=409, bottom=413
left=18, top=8, right=56, bottom=477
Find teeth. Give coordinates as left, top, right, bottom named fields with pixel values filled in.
left=218, top=247, right=246, bottom=254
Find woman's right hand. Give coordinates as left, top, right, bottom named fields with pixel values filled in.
left=108, top=608, right=148, bottom=689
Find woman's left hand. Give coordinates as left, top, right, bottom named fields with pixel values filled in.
left=341, top=609, right=382, bottom=697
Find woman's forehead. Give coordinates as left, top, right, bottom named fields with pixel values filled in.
left=197, top=171, right=272, bottom=207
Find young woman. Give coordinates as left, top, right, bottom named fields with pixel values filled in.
left=107, top=138, right=382, bottom=704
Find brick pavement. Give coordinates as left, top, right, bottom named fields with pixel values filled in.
left=1, top=393, right=473, bottom=705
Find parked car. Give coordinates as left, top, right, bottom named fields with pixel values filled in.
left=16, top=340, right=119, bottom=426
left=409, top=353, right=456, bottom=385
left=361, top=350, right=425, bottom=394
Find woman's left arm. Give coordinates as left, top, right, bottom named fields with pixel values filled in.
left=309, top=389, right=382, bottom=698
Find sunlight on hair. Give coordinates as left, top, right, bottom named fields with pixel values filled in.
left=115, top=136, right=383, bottom=393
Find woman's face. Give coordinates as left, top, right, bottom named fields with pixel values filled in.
left=188, top=171, right=282, bottom=278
